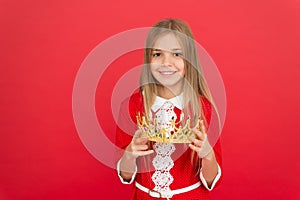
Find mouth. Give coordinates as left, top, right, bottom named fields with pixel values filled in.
left=159, top=71, right=176, bottom=75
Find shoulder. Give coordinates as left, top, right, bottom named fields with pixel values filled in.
left=119, top=90, right=143, bottom=107
left=199, top=96, right=212, bottom=110
left=129, top=90, right=143, bottom=104
left=122, top=90, right=144, bottom=120
left=199, top=96, right=213, bottom=123
left=127, top=90, right=144, bottom=111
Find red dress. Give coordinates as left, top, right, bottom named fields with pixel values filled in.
left=115, top=92, right=222, bottom=200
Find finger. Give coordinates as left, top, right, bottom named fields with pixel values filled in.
left=200, top=120, right=206, bottom=134
left=189, top=144, right=209, bottom=158
left=132, top=129, right=147, bottom=144
left=189, top=143, right=201, bottom=153
left=132, top=144, right=149, bottom=151
left=192, top=128, right=205, bottom=141
left=133, top=150, right=154, bottom=157
left=189, top=136, right=203, bottom=147
left=134, top=137, right=148, bottom=145
left=133, top=129, right=143, bottom=139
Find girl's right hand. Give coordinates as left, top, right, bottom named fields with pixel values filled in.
left=124, top=129, right=154, bottom=160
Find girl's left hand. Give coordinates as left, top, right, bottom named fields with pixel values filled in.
left=189, top=120, right=213, bottom=159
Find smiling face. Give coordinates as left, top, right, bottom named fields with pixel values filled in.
left=150, top=33, right=185, bottom=96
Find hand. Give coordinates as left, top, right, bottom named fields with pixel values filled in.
left=189, top=120, right=213, bottom=159
left=124, top=129, right=154, bottom=160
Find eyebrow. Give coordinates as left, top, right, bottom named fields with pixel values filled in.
left=152, top=48, right=182, bottom=51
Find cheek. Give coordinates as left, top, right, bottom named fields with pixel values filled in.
left=150, top=63, right=160, bottom=71
left=150, top=58, right=160, bottom=65
left=176, top=60, right=185, bottom=73
left=181, top=68, right=186, bottom=77
left=149, top=64, right=157, bottom=76
left=175, top=58, right=184, bottom=68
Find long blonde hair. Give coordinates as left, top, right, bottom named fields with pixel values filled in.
left=140, top=18, right=214, bottom=126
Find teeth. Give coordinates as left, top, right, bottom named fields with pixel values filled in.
left=160, top=71, right=175, bottom=75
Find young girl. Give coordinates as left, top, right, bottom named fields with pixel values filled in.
left=115, top=19, right=222, bottom=200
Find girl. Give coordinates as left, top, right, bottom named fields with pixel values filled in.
left=116, top=18, right=222, bottom=200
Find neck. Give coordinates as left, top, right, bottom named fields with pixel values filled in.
left=157, top=85, right=183, bottom=99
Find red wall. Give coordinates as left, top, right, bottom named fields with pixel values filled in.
left=1, top=0, right=300, bottom=199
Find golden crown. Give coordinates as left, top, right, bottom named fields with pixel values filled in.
left=136, top=113, right=200, bottom=143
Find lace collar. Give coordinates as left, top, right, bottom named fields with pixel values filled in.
left=151, top=93, right=183, bottom=112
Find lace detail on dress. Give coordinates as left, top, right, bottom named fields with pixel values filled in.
left=151, top=101, right=177, bottom=198
left=152, top=142, right=175, bottom=198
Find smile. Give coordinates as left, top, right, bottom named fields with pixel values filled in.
left=159, top=71, right=176, bottom=75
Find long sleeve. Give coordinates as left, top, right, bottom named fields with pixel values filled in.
left=117, top=158, right=137, bottom=184
left=199, top=163, right=222, bottom=190
left=115, top=92, right=144, bottom=184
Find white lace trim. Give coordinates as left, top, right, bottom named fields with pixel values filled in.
left=151, top=101, right=176, bottom=198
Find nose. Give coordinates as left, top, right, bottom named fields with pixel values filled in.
left=162, top=54, right=172, bottom=67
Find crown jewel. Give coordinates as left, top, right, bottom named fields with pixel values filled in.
left=136, top=113, right=200, bottom=143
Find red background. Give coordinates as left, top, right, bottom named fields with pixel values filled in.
left=1, top=0, right=300, bottom=199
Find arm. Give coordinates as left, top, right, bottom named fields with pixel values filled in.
left=200, top=150, right=221, bottom=189
left=189, top=120, right=222, bottom=190
left=118, top=130, right=154, bottom=183
left=116, top=92, right=154, bottom=183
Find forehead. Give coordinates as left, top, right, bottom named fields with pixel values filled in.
left=152, top=33, right=182, bottom=51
